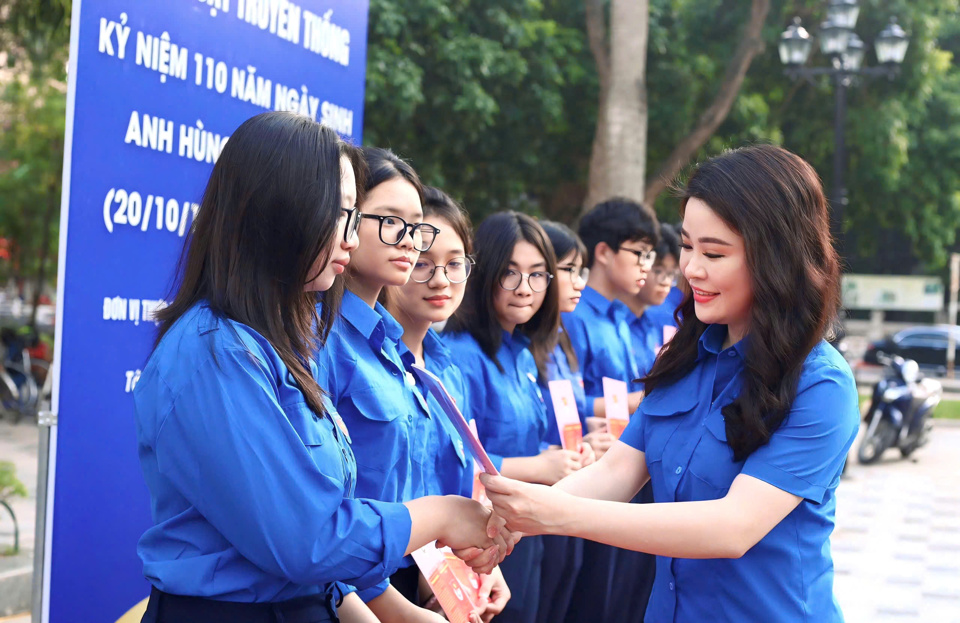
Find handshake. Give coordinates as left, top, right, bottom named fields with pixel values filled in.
left=430, top=495, right=521, bottom=575
left=431, top=473, right=562, bottom=574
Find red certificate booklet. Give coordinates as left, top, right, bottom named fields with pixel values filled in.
left=411, top=541, right=482, bottom=623
left=410, top=364, right=500, bottom=475
left=603, top=376, right=630, bottom=439
left=548, top=379, right=583, bottom=451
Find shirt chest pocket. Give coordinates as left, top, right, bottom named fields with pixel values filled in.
left=284, top=401, right=354, bottom=492
left=639, top=389, right=697, bottom=499
left=688, top=412, right=744, bottom=495
left=347, top=385, right=413, bottom=475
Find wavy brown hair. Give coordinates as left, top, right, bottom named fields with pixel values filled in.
left=642, top=144, right=841, bottom=461
left=154, top=112, right=358, bottom=418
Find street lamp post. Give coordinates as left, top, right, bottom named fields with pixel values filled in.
left=778, top=2, right=909, bottom=254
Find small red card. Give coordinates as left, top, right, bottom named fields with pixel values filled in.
left=548, top=379, right=583, bottom=452
left=603, top=377, right=630, bottom=439
left=412, top=542, right=482, bottom=623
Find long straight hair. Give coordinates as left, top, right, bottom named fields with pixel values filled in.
left=539, top=219, right=587, bottom=374
left=643, top=144, right=841, bottom=460
left=154, top=112, right=355, bottom=417
left=446, top=211, right=560, bottom=378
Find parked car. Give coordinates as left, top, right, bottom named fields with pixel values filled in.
left=863, top=325, right=960, bottom=374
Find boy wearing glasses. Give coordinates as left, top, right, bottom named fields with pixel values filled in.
left=624, top=223, right=682, bottom=376
left=562, top=197, right=659, bottom=418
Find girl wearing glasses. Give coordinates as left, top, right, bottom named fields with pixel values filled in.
left=135, top=113, right=507, bottom=623
left=626, top=223, right=682, bottom=377
left=480, top=145, right=859, bottom=623
left=383, top=187, right=511, bottom=622
left=315, top=148, right=508, bottom=620
left=444, top=212, right=584, bottom=623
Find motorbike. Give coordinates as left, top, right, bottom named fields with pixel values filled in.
left=0, top=327, right=41, bottom=423
left=857, top=354, right=941, bottom=464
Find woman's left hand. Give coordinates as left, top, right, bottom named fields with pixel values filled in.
left=479, top=474, right=570, bottom=536
left=473, top=566, right=511, bottom=623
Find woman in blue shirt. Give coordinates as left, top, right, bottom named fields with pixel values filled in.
left=479, top=145, right=860, bottom=622
left=444, top=212, right=585, bottom=623
left=134, top=113, right=507, bottom=623
left=315, top=148, right=508, bottom=617
left=383, top=187, right=511, bottom=622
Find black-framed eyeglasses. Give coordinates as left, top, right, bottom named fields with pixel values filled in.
left=619, top=246, right=657, bottom=268
left=556, top=265, right=588, bottom=285
left=339, top=207, right=361, bottom=243
left=410, top=256, right=475, bottom=284
left=650, top=266, right=679, bottom=283
left=499, top=269, right=553, bottom=293
left=360, top=214, right=440, bottom=252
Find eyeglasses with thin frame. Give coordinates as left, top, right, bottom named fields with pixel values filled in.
left=650, top=266, right=679, bottom=284
left=410, top=256, right=475, bottom=284
left=619, top=246, right=657, bottom=269
left=339, top=207, right=361, bottom=243
left=499, top=269, right=553, bottom=293
left=556, top=264, right=588, bottom=285
left=360, top=214, right=440, bottom=252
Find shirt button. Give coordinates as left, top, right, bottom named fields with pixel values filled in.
left=669, top=582, right=675, bottom=591
left=728, top=351, right=736, bottom=357
left=407, top=415, right=414, bottom=422
left=675, top=466, right=683, bottom=474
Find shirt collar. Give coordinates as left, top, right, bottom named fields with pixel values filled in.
left=580, top=286, right=614, bottom=316
left=697, top=324, right=748, bottom=360
left=422, top=328, right=452, bottom=369
left=340, top=290, right=381, bottom=339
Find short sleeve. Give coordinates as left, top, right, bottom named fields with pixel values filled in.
left=619, top=402, right=647, bottom=452
left=741, top=363, right=860, bottom=503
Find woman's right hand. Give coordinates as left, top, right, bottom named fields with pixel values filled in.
left=537, top=447, right=582, bottom=485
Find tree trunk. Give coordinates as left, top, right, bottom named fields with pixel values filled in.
left=582, top=0, right=649, bottom=214
left=643, top=0, right=770, bottom=206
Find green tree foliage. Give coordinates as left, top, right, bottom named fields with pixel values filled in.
left=364, top=0, right=598, bottom=222
left=0, top=0, right=70, bottom=312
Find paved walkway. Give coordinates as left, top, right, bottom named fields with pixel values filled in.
left=833, top=423, right=960, bottom=622
left=1, top=420, right=958, bottom=622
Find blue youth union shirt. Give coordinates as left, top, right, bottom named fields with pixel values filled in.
left=420, top=328, right=473, bottom=498
left=442, top=329, right=548, bottom=469
left=620, top=324, right=860, bottom=622
left=542, top=336, right=589, bottom=447
left=562, top=286, right=642, bottom=407
left=629, top=311, right=662, bottom=379
left=314, top=291, right=433, bottom=506
left=133, top=303, right=411, bottom=602
left=644, top=285, right=683, bottom=332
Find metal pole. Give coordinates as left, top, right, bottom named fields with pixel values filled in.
left=832, top=70, right=849, bottom=257
left=947, top=253, right=960, bottom=378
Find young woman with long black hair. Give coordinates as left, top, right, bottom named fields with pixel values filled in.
left=443, top=212, right=584, bottom=623
left=481, top=144, right=859, bottom=622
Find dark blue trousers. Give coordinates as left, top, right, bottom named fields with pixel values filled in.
left=564, top=484, right=656, bottom=623
left=537, top=535, right=584, bottom=623
left=497, top=533, right=544, bottom=623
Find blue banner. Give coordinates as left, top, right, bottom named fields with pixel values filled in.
left=47, top=1, right=369, bottom=620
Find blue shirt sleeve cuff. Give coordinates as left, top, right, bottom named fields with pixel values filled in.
left=356, top=579, right=390, bottom=603
left=740, top=461, right=828, bottom=504
left=378, top=500, right=413, bottom=571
